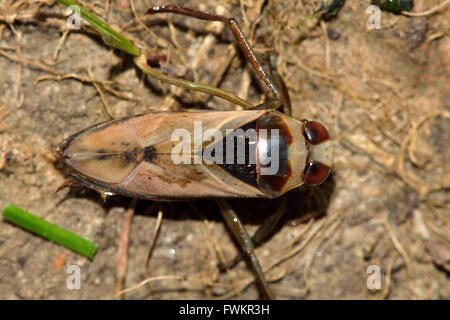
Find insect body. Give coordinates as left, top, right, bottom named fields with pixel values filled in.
left=53, top=3, right=333, bottom=299
left=56, top=110, right=331, bottom=200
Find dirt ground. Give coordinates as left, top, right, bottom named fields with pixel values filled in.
left=0, top=0, right=448, bottom=299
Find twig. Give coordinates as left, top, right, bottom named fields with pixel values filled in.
left=115, top=198, right=137, bottom=299
left=381, top=254, right=396, bottom=299
left=304, top=215, right=342, bottom=290
left=87, top=67, right=115, bottom=120
left=320, top=20, right=330, bottom=70
left=112, top=275, right=184, bottom=299
left=0, top=48, right=58, bottom=75
left=188, top=202, right=242, bottom=299
left=382, top=212, right=412, bottom=278
left=53, top=28, right=70, bottom=61
left=143, top=204, right=163, bottom=272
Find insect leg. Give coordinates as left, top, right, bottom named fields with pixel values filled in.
left=146, top=5, right=282, bottom=102
left=219, top=198, right=286, bottom=271
left=269, top=53, right=292, bottom=116
left=251, top=99, right=282, bottom=111
left=248, top=54, right=292, bottom=114
left=216, top=199, right=273, bottom=299
left=134, top=55, right=254, bottom=109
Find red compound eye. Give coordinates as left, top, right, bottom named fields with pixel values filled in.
left=304, top=161, right=331, bottom=186
left=304, top=121, right=330, bottom=145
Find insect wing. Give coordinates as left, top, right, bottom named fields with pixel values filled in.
left=59, top=111, right=268, bottom=199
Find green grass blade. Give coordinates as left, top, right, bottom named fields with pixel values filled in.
left=55, top=0, right=141, bottom=56
left=2, top=204, right=98, bottom=259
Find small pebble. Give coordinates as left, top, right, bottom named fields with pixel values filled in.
left=327, top=28, right=341, bottom=41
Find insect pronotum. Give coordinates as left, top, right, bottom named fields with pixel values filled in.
left=55, top=5, right=332, bottom=299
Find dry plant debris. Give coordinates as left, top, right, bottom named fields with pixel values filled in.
left=0, top=0, right=448, bottom=299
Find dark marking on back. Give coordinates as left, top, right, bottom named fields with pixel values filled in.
left=121, top=141, right=131, bottom=147
left=258, top=161, right=292, bottom=192
left=258, top=111, right=293, bottom=146
left=123, top=148, right=138, bottom=164
left=205, top=120, right=259, bottom=188
left=143, top=146, right=156, bottom=163
left=97, top=149, right=109, bottom=160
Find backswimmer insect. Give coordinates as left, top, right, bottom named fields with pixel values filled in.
left=55, top=4, right=332, bottom=299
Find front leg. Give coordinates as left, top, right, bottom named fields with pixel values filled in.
left=146, top=4, right=282, bottom=103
